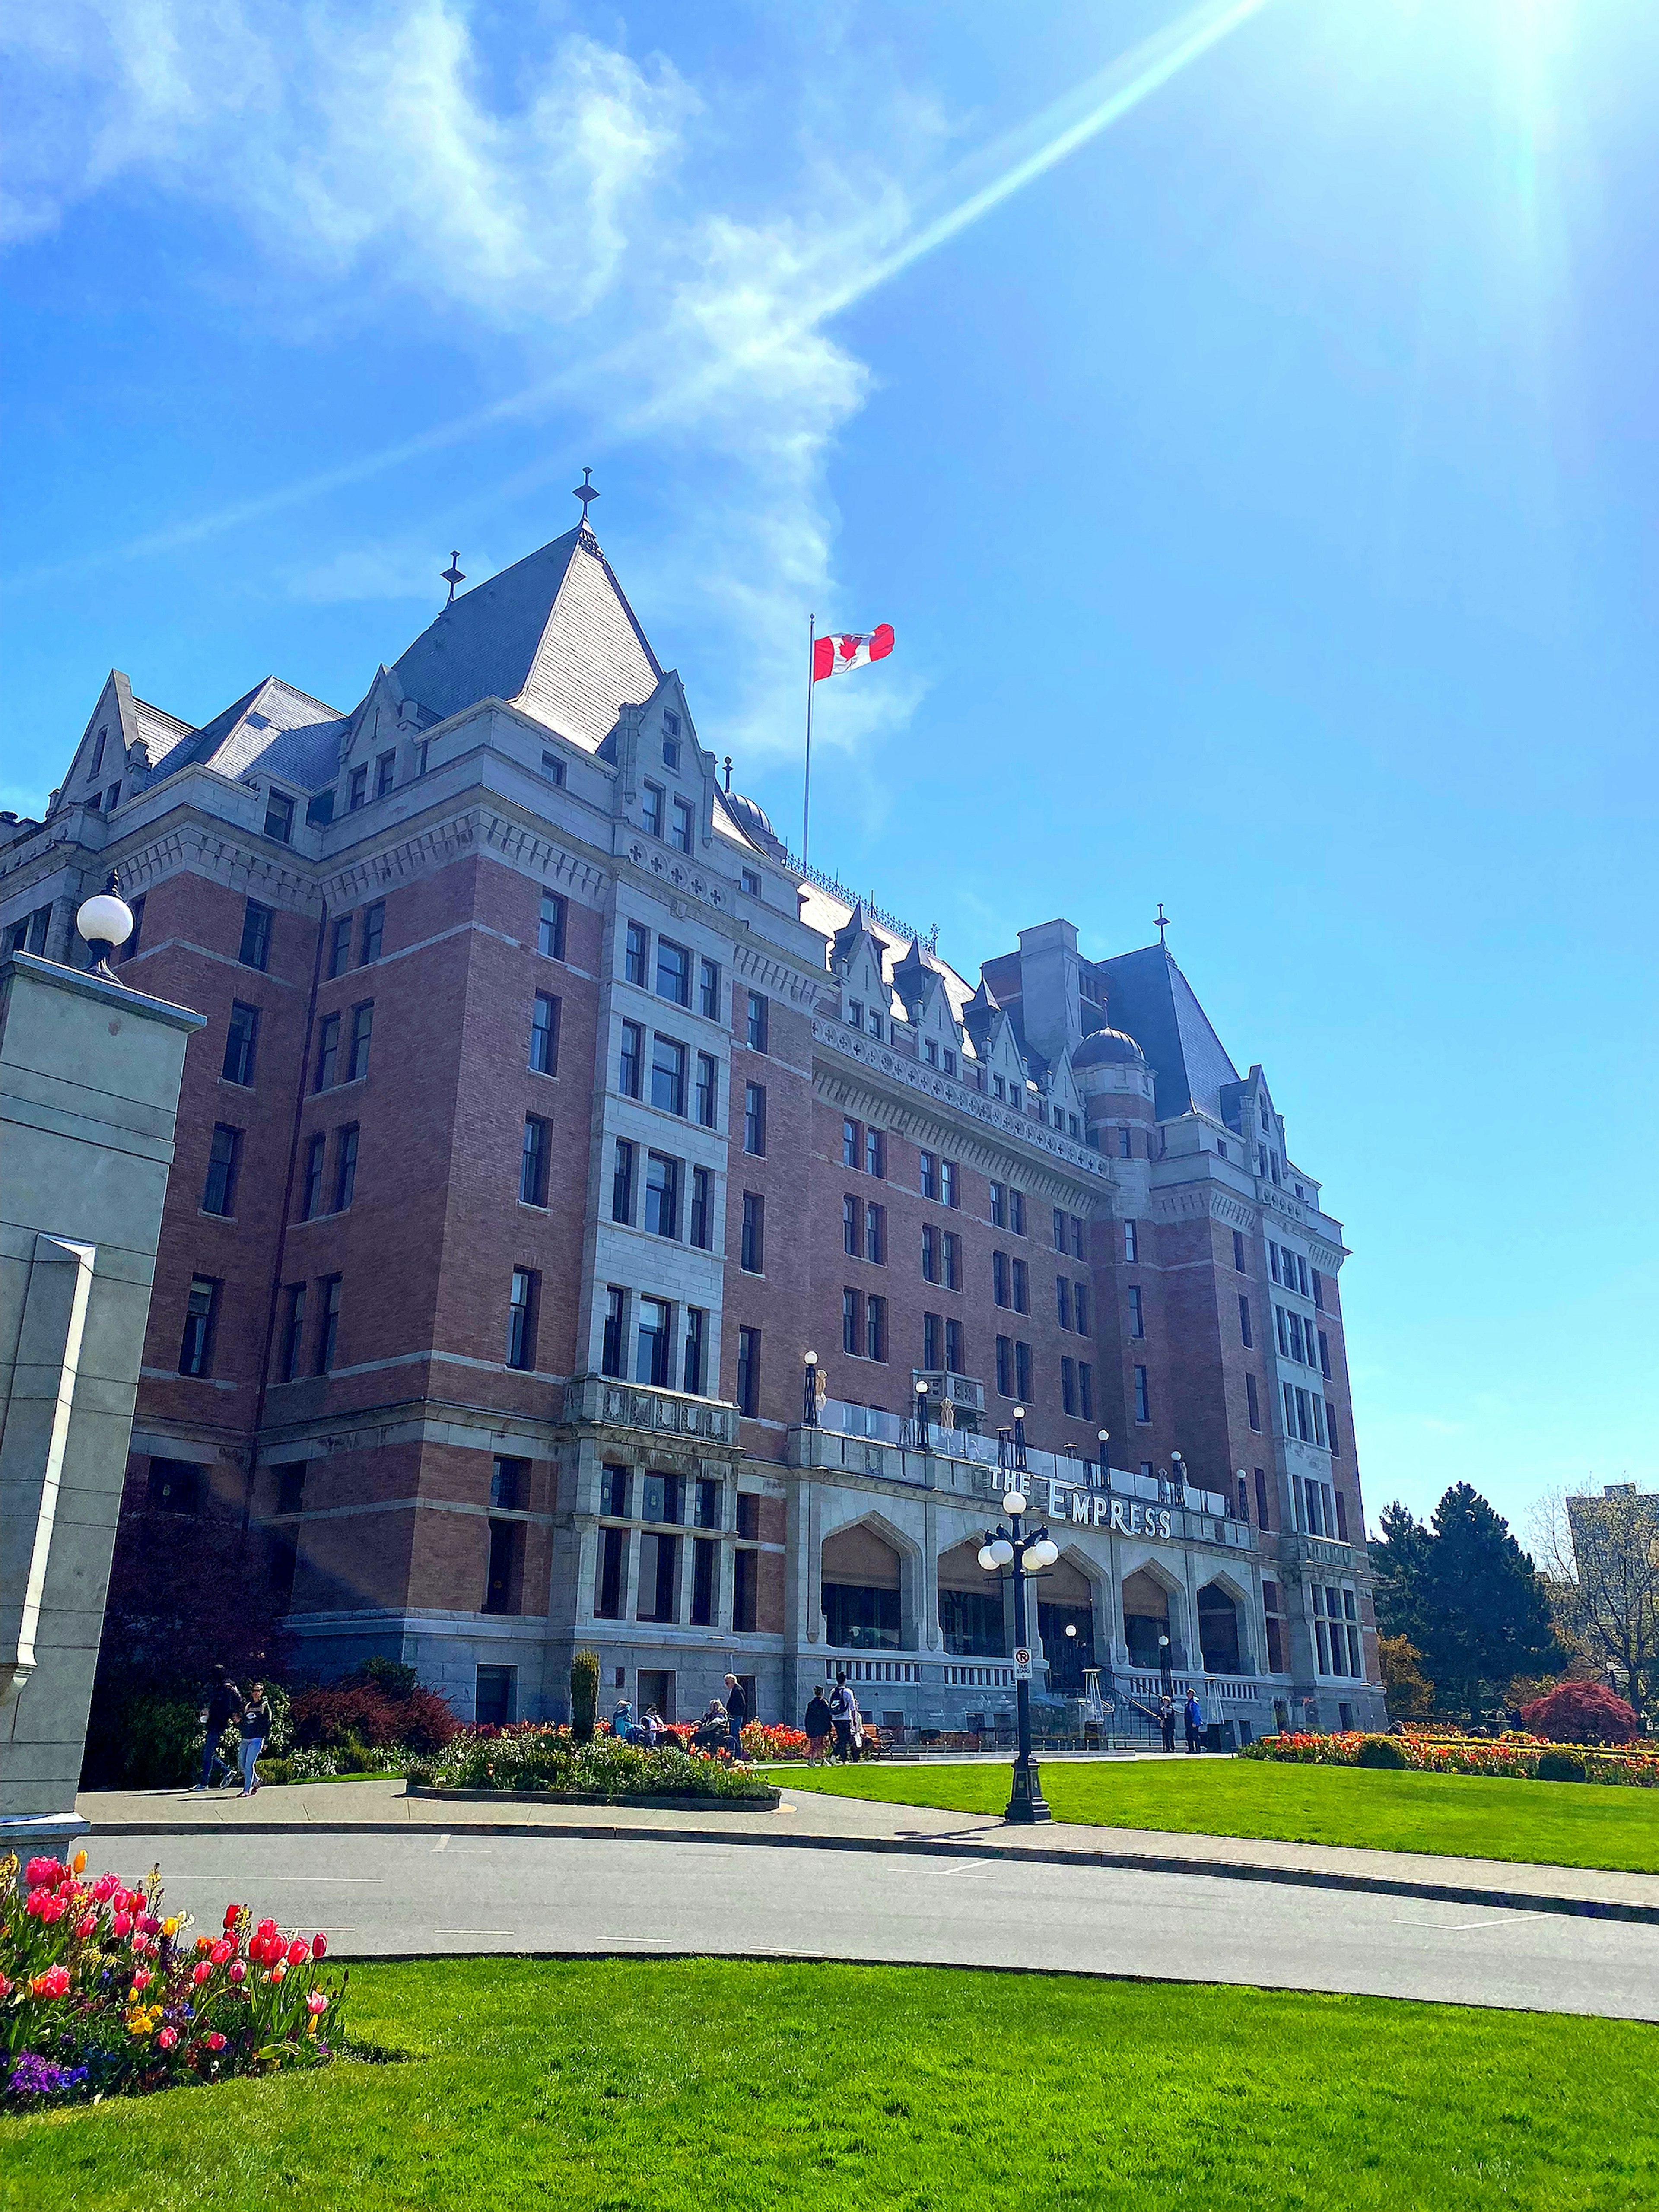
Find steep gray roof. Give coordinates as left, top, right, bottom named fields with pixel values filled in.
left=1098, top=944, right=1239, bottom=1119
left=389, top=524, right=661, bottom=745
left=146, top=677, right=348, bottom=793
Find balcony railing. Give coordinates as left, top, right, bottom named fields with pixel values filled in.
left=565, top=1373, right=739, bottom=1445
left=1281, top=1533, right=1354, bottom=1570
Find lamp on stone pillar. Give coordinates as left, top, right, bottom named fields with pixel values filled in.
left=1158, top=1631, right=1173, bottom=1697
left=914, top=1376, right=930, bottom=1451
left=1096, top=1427, right=1110, bottom=1486
left=75, top=874, right=135, bottom=981
left=1012, top=1405, right=1027, bottom=1474
left=977, top=1486, right=1056, bottom=1824
left=1170, top=1447, right=1185, bottom=1501
left=802, top=1350, right=819, bottom=1428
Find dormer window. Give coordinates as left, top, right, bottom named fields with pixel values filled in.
left=993, top=1075, right=1005, bottom=1101
left=642, top=782, right=664, bottom=838
left=541, top=750, right=566, bottom=785
left=264, top=789, right=295, bottom=844
left=849, top=999, right=863, bottom=1030
left=943, top=1049, right=956, bottom=1077
left=867, top=1007, right=882, bottom=1038
left=374, top=750, right=396, bottom=799
left=348, top=766, right=368, bottom=811
left=671, top=796, right=694, bottom=854
left=662, top=716, right=681, bottom=771
left=925, top=1039, right=938, bottom=1067
left=741, top=867, right=761, bottom=897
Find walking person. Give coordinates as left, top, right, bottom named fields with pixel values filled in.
left=237, top=1681, right=272, bottom=1796
left=722, top=1673, right=749, bottom=1759
left=828, top=1672, right=861, bottom=1763
left=1184, top=1688, right=1205, bottom=1755
left=194, top=1667, right=241, bottom=1791
left=1157, top=1693, right=1177, bottom=1753
left=804, top=1685, right=833, bottom=1767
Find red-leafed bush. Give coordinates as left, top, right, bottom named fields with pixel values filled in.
left=289, top=1684, right=458, bottom=1754
left=1519, top=1680, right=1640, bottom=1745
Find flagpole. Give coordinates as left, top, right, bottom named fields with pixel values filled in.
left=802, top=613, right=816, bottom=875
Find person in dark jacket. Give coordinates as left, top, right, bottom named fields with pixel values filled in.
left=827, top=1674, right=861, bottom=1763
left=722, top=1673, right=749, bottom=1758
left=1184, top=1691, right=1205, bottom=1754
left=194, top=1669, right=241, bottom=1791
left=238, top=1682, right=272, bottom=1796
left=804, top=1688, right=833, bottom=1766
left=1157, top=1693, right=1177, bottom=1753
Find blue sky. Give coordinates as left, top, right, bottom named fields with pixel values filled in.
left=5, top=0, right=1656, bottom=1538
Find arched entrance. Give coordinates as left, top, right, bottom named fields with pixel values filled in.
left=1036, top=1555, right=1095, bottom=1690
left=1121, top=1567, right=1173, bottom=1669
left=821, top=1523, right=903, bottom=1651
left=1197, top=1580, right=1243, bottom=1673
left=937, top=1540, right=1004, bottom=1657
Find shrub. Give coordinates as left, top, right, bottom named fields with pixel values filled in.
left=1356, top=1735, right=1406, bottom=1769
left=427, top=1726, right=772, bottom=1800
left=346, top=1657, right=419, bottom=1700
left=571, top=1649, right=600, bottom=1745
left=1519, top=1681, right=1640, bottom=1746
left=741, top=1724, right=810, bottom=1762
left=1536, top=1749, right=1587, bottom=1783
left=289, top=1685, right=403, bottom=1752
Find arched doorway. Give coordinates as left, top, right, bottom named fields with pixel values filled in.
left=1037, top=1555, right=1095, bottom=1690
left=937, top=1540, right=1004, bottom=1657
left=1121, top=1567, right=1173, bottom=1669
left=1197, top=1581, right=1242, bottom=1673
left=821, top=1523, right=902, bottom=1651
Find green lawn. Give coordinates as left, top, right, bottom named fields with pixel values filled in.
left=772, top=1757, right=1659, bottom=1873
left=4, top=1958, right=1657, bottom=2211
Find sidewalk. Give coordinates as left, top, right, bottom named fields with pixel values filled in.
left=75, top=1775, right=1659, bottom=1926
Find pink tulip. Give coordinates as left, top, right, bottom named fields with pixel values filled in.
left=306, top=1990, right=329, bottom=2015
left=193, top=1961, right=212, bottom=1985
left=228, top=1961, right=246, bottom=1984
left=286, top=1939, right=309, bottom=1967
left=158, top=2026, right=178, bottom=2050
left=210, top=1940, right=232, bottom=1965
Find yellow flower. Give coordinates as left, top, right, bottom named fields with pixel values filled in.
left=72, top=1850, right=87, bottom=1875
left=161, top=1917, right=179, bottom=1937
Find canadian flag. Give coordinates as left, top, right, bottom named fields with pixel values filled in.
left=813, top=623, right=895, bottom=681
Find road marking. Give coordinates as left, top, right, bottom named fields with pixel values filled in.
left=433, top=1834, right=451, bottom=1853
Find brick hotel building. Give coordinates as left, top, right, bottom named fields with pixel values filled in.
left=0, top=508, right=1384, bottom=1738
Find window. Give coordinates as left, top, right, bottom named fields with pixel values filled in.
left=327, top=916, right=353, bottom=979
left=741, top=867, right=762, bottom=898
left=944, top=1051, right=957, bottom=1078
left=662, top=714, right=682, bottom=764
left=656, top=939, right=690, bottom=1006
left=1312, top=1393, right=1328, bottom=1448
left=996, top=1336, right=1013, bottom=1396
left=264, top=789, right=295, bottom=843
left=301, top=1132, right=326, bottom=1219
left=699, top=957, right=721, bottom=1019
left=611, top=1139, right=636, bottom=1223
left=1247, top=1373, right=1262, bottom=1431
left=1312, top=1268, right=1325, bottom=1311
left=866, top=1006, right=883, bottom=1039
left=1123, top=1220, right=1138, bottom=1263
left=848, top=1000, right=863, bottom=1030
left=89, top=729, right=107, bottom=778
left=222, top=1002, right=260, bottom=1087
left=201, top=1125, right=242, bottom=1216
left=332, top=1125, right=359, bottom=1212
left=652, top=1036, right=687, bottom=1115
left=107, top=782, right=123, bottom=811
left=315, top=1275, right=342, bottom=1373
left=118, top=894, right=145, bottom=963
left=842, top=1118, right=860, bottom=1169
left=920, top=1151, right=938, bottom=1200
left=1318, top=1328, right=1332, bottom=1379
left=1118, top=1127, right=1132, bottom=1158
left=541, top=748, right=565, bottom=785
left=238, top=899, right=273, bottom=970
left=1238, top=1295, right=1252, bottom=1348
left=993, top=1251, right=1010, bottom=1307
left=925, top=1039, right=938, bottom=1068
left=1010, top=1189, right=1026, bottom=1237
left=1326, top=1402, right=1341, bottom=1455
left=683, top=1306, right=707, bottom=1394
left=538, top=892, right=567, bottom=960
left=178, top=1277, right=220, bottom=1376
left=1127, top=1286, right=1144, bottom=1338
left=642, top=782, right=665, bottom=838
left=671, top=796, right=694, bottom=854
left=1062, top=1357, right=1077, bottom=1417
left=374, top=750, right=395, bottom=800
left=519, top=1116, right=550, bottom=1205
left=842, top=1288, right=861, bottom=1355
left=1254, top=1468, right=1271, bottom=1528
left=743, top=1081, right=766, bottom=1154
left=741, top=1192, right=764, bottom=1273
left=1074, top=1281, right=1090, bottom=1334
left=945, top=1317, right=964, bottom=1373
left=279, top=1286, right=306, bottom=1381
left=530, top=992, right=560, bottom=1074
left=691, top=1538, right=717, bottom=1625
left=601, top=1288, right=626, bottom=1377
left=1233, top=1229, right=1246, bottom=1272
left=866, top=1294, right=887, bottom=1363
left=843, top=1194, right=860, bottom=1257
left=359, top=901, right=385, bottom=964
left=864, top=1202, right=885, bottom=1265
left=146, top=1458, right=202, bottom=1514
left=625, top=921, right=648, bottom=985
left=1133, top=1365, right=1150, bottom=1422
left=696, top=1477, right=722, bottom=1530
left=1011, top=1259, right=1028, bottom=1314
left=645, top=1152, right=680, bottom=1238
left=921, top=1224, right=939, bottom=1284
left=270, top=1462, right=306, bottom=1517
left=1269, top=1242, right=1281, bottom=1285
left=690, top=1166, right=712, bottom=1250
left=1052, top=1207, right=1066, bottom=1252
left=941, top=1160, right=958, bottom=1208
left=490, top=1456, right=529, bottom=1512
left=1334, top=1489, right=1349, bottom=1542
left=989, top=1182, right=1006, bottom=1228
left=746, top=991, right=769, bottom=1052
left=866, top=1127, right=885, bottom=1178
left=619, top=1020, right=643, bottom=1098
left=411, top=738, right=429, bottom=778
left=635, top=1297, right=672, bottom=1386
left=1078, top=1363, right=1093, bottom=1421
left=1015, top=1341, right=1033, bottom=1401
left=1056, top=1278, right=1072, bottom=1329
left=347, top=765, right=368, bottom=812
left=1071, top=1217, right=1084, bottom=1260
left=595, top=1528, right=626, bottom=1619
left=736, top=1326, right=760, bottom=1416
left=346, top=1002, right=373, bottom=1081
left=483, top=1520, right=524, bottom=1614
left=733, top=1548, right=758, bottom=1632
left=924, top=1311, right=943, bottom=1370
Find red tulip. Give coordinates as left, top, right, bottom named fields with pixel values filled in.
left=223, top=1904, right=242, bottom=1930
left=228, top=1961, right=246, bottom=1984
left=286, top=1938, right=309, bottom=1967
left=311, top=1932, right=327, bottom=1960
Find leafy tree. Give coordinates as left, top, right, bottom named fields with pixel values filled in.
left=1377, top=1634, right=1434, bottom=1718
left=1413, top=1484, right=1562, bottom=1719
left=1531, top=1487, right=1659, bottom=1723
left=1519, top=1680, right=1639, bottom=1745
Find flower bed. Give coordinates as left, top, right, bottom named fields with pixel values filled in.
left=410, top=1726, right=779, bottom=1803
left=1, top=1851, right=348, bottom=2109
left=1240, top=1731, right=1659, bottom=1787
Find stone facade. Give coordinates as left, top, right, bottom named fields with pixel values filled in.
left=0, top=513, right=1386, bottom=1744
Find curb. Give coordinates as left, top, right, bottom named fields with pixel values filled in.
left=77, top=1815, right=1659, bottom=1928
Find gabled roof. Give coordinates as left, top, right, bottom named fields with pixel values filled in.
left=1098, top=944, right=1239, bottom=1119
left=389, top=524, right=661, bottom=745
left=148, top=676, right=349, bottom=792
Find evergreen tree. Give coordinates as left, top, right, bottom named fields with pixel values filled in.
left=1370, top=1498, right=1435, bottom=1650
left=1415, top=1484, right=1562, bottom=1719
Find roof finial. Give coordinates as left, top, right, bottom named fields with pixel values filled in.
left=722, top=756, right=733, bottom=792
left=441, top=552, right=465, bottom=606
left=1154, top=901, right=1170, bottom=947
left=572, top=467, right=600, bottom=531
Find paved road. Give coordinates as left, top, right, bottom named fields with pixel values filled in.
left=100, top=1825, right=1659, bottom=2020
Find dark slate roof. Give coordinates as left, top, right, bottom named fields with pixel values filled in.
left=1098, top=945, right=1239, bottom=1119
left=145, top=677, right=348, bottom=793
left=390, top=524, right=661, bottom=745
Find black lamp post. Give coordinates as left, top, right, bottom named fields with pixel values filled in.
left=75, top=873, right=135, bottom=981
left=1012, top=1403, right=1028, bottom=1473
left=978, top=1480, right=1056, bottom=1824
left=802, top=1350, right=819, bottom=1427
left=914, top=1376, right=930, bottom=1452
